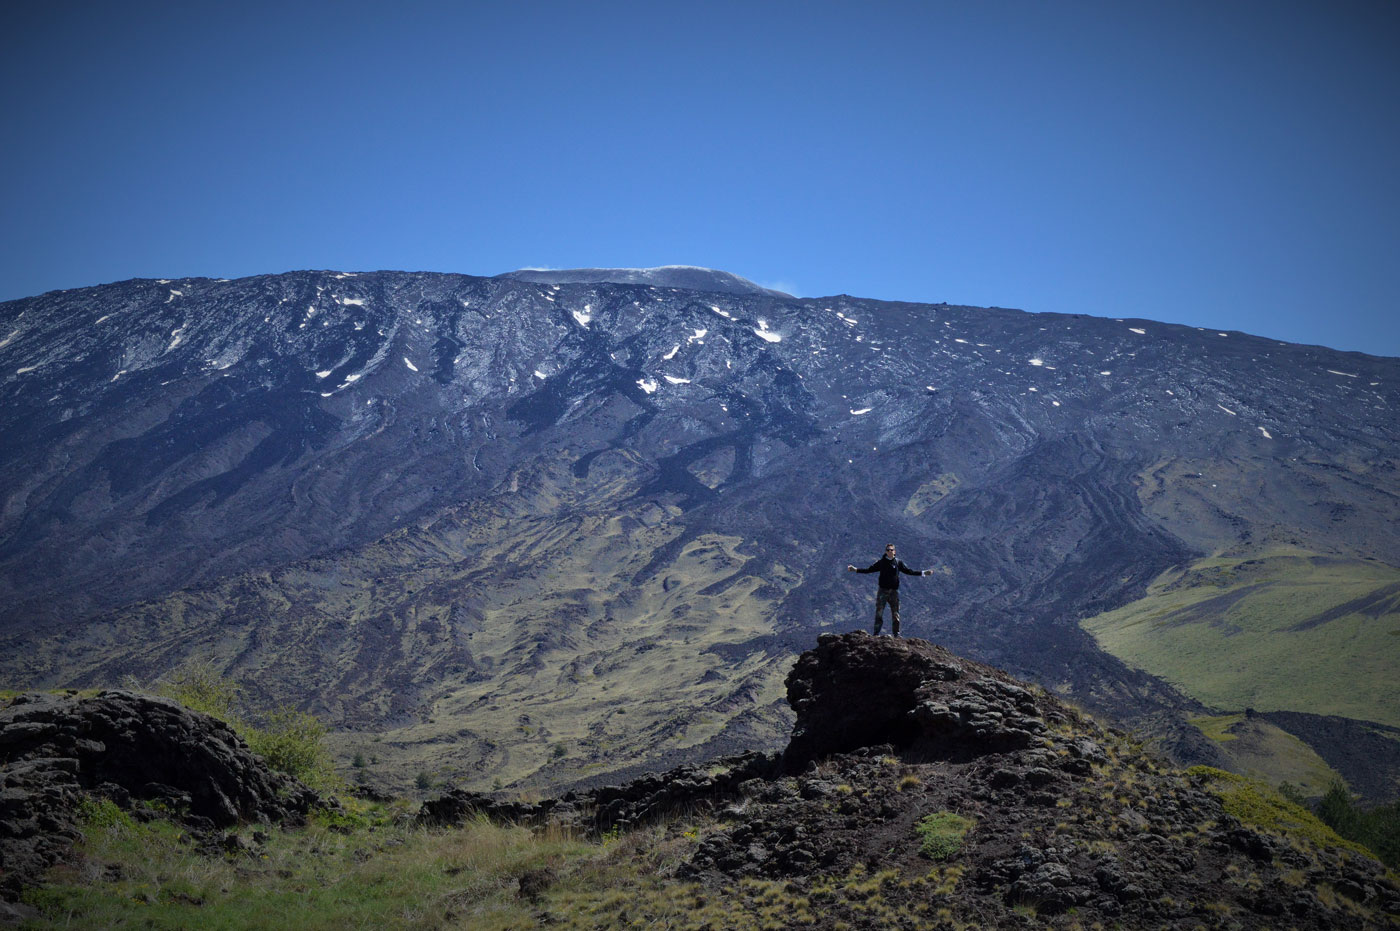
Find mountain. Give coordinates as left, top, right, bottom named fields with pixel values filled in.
left=1, top=268, right=1396, bottom=796
left=497, top=265, right=793, bottom=297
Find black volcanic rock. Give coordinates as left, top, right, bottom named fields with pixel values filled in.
left=784, top=632, right=1054, bottom=768
left=0, top=690, right=323, bottom=899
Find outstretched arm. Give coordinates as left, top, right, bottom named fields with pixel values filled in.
left=852, top=562, right=879, bottom=573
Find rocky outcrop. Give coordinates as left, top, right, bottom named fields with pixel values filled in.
left=0, top=690, right=323, bottom=899
left=432, top=632, right=1399, bottom=930
left=420, top=751, right=780, bottom=835
left=784, top=632, right=1062, bottom=768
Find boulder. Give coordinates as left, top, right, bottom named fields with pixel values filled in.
left=783, top=632, right=1056, bottom=768
left=0, top=690, right=323, bottom=899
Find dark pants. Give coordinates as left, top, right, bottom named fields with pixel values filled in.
left=874, top=587, right=900, bottom=636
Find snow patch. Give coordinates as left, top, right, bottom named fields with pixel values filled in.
left=340, top=297, right=366, bottom=306
left=709, top=305, right=732, bottom=318
left=534, top=370, right=548, bottom=379
left=1028, top=358, right=1045, bottom=367
left=316, top=370, right=333, bottom=379
left=1326, top=370, right=1358, bottom=378
left=1217, top=404, right=1237, bottom=416
left=754, top=320, right=781, bottom=343
left=1258, top=426, right=1273, bottom=439
left=1129, top=327, right=1146, bottom=335
left=850, top=407, right=872, bottom=415
left=637, top=377, right=659, bottom=394
left=688, top=328, right=707, bottom=343
left=1099, top=371, right=1112, bottom=376
left=663, top=375, right=690, bottom=385
left=0, top=329, right=21, bottom=348
left=16, top=365, right=38, bottom=374
left=165, top=290, right=183, bottom=303
left=663, top=345, right=680, bottom=360
left=111, top=369, right=126, bottom=382
left=403, top=358, right=419, bottom=372
left=572, top=309, right=592, bottom=327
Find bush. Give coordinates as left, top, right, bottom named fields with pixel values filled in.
left=245, top=709, right=330, bottom=785
left=1317, top=782, right=1400, bottom=869
left=151, top=663, right=335, bottom=791
left=915, top=811, right=974, bottom=860
left=154, top=661, right=242, bottom=723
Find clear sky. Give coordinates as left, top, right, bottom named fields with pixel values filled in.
left=4, top=1, right=1398, bottom=357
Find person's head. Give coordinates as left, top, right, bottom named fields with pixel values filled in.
left=884, top=543, right=897, bottom=558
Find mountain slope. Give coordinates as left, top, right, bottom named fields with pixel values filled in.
left=1, top=269, right=1397, bottom=793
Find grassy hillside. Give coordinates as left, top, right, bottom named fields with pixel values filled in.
left=19, top=729, right=1397, bottom=930
left=1188, top=713, right=1344, bottom=797
left=11, top=451, right=801, bottom=794
left=1082, top=552, right=1400, bottom=728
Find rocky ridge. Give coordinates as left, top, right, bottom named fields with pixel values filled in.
left=424, top=633, right=1399, bottom=929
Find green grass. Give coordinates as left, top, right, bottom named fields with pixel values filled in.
left=1187, top=766, right=1374, bottom=860
left=1082, top=553, right=1400, bottom=727
left=20, top=803, right=969, bottom=931
left=915, top=811, right=975, bottom=860
left=1188, top=713, right=1343, bottom=797
left=24, top=799, right=592, bottom=930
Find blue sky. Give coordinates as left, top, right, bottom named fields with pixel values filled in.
left=4, top=1, right=1397, bottom=357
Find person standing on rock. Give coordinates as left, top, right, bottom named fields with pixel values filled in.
left=846, top=543, right=932, bottom=637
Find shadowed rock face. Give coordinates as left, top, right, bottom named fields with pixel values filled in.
left=784, top=632, right=1060, bottom=768
left=0, top=690, right=322, bottom=898
left=0, top=269, right=1396, bottom=789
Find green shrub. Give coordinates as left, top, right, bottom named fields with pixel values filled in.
left=154, top=661, right=242, bottom=723
left=915, top=811, right=974, bottom=860
left=78, top=797, right=134, bottom=832
left=150, top=664, right=336, bottom=792
left=246, top=709, right=331, bottom=786
left=1317, top=782, right=1400, bottom=869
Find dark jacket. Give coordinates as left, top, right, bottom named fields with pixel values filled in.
left=857, top=556, right=922, bottom=590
